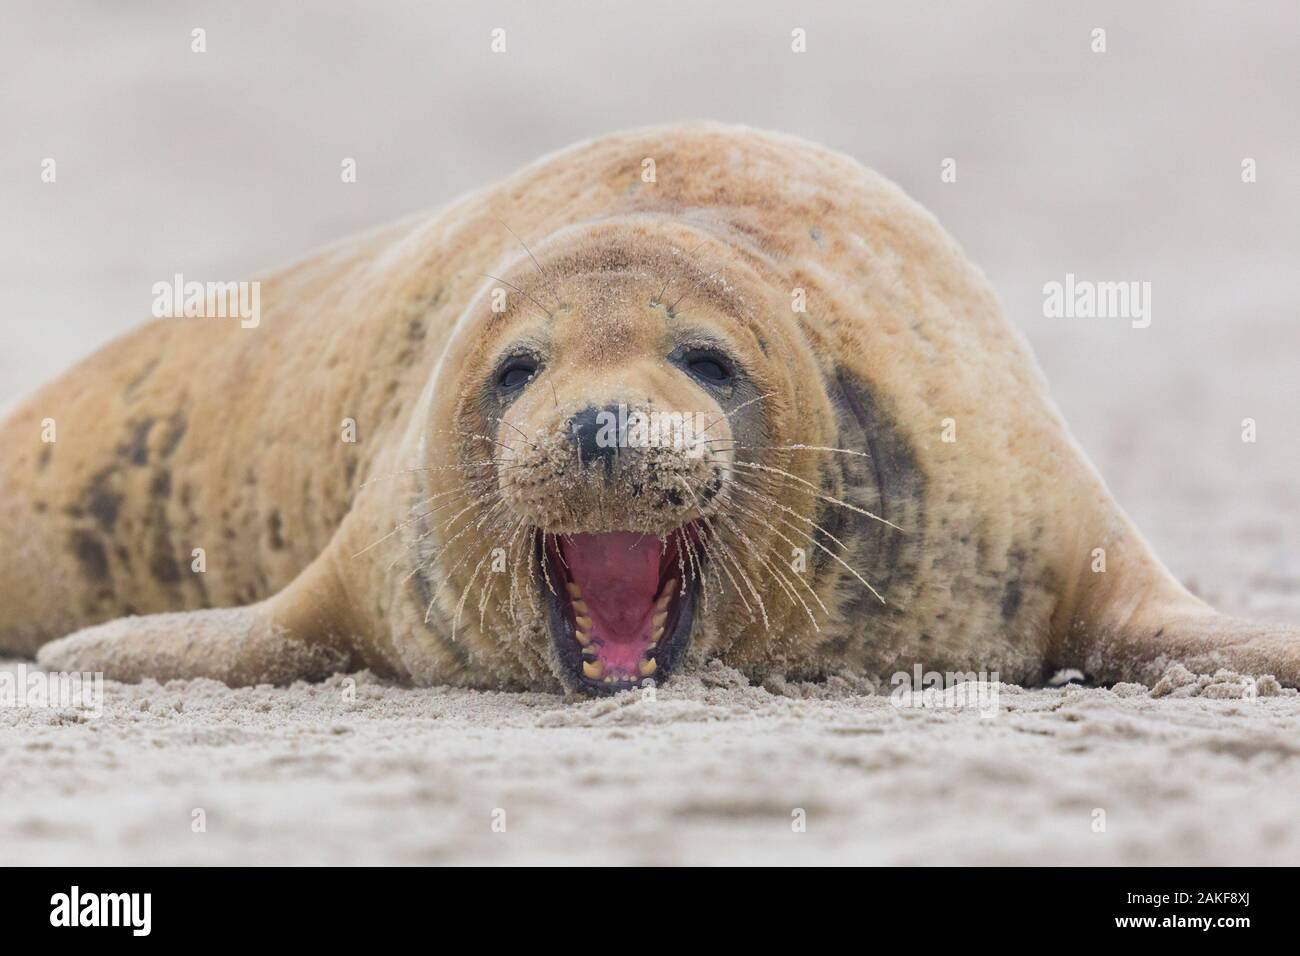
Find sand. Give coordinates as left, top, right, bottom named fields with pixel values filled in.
left=3, top=660, right=1298, bottom=865
left=4, top=2, right=1299, bottom=865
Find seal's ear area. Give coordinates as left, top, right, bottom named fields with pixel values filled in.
left=1083, top=606, right=1300, bottom=688
left=36, top=555, right=359, bottom=686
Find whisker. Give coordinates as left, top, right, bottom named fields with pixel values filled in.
left=420, top=499, right=512, bottom=624
left=668, top=263, right=727, bottom=312
left=479, top=515, right=528, bottom=632
left=695, top=516, right=755, bottom=617
left=707, top=513, right=772, bottom=629
left=493, top=216, right=560, bottom=306
left=491, top=417, right=538, bottom=450
left=372, top=494, right=490, bottom=565
left=353, top=484, right=486, bottom=558
left=401, top=494, right=504, bottom=583
left=698, top=392, right=774, bottom=437
left=737, top=486, right=885, bottom=605
left=480, top=272, right=554, bottom=321
left=727, top=460, right=902, bottom=532
left=698, top=441, right=871, bottom=459
left=723, top=496, right=829, bottom=623
left=654, top=238, right=712, bottom=305
left=359, top=459, right=515, bottom=485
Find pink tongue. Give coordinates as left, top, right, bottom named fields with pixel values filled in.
left=560, top=532, right=663, bottom=643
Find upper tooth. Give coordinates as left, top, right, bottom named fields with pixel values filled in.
left=652, top=611, right=667, bottom=628
left=639, top=658, right=657, bottom=677
left=582, top=660, right=603, bottom=679
left=651, top=626, right=664, bottom=641
left=566, top=582, right=582, bottom=598
left=575, top=615, right=592, bottom=631
left=659, top=578, right=677, bottom=600
left=572, top=599, right=589, bottom=614
left=575, top=630, right=591, bottom=647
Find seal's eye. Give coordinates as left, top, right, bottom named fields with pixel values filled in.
left=497, top=356, right=539, bottom=391
left=683, top=349, right=734, bottom=386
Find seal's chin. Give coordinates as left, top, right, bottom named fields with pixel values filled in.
left=543, top=528, right=697, bottom=694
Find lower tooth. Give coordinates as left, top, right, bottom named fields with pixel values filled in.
left=639, top=658, right=657, bottom=676
left=651, top=626, right=664, bottom=641
left=582, top=660, right=603, bottom=679
left=575, top=630, right=591, bottom=647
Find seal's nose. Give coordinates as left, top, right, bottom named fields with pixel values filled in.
left=568, top=405, right=619, bottom=476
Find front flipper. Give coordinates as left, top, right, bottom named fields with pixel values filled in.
left=1079, top=601, right=1300, bottom=688
left=36, top=556, right=360, bottom=686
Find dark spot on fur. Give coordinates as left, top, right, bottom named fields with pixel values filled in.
left=1001, top=581, right=1022, bottom=621
left=85, top=469, right=123, bottom=532
left=1000, top=547, right=1029, bottom=621
left=822, top=368, right=927, bottom=645
left=662, top=489, right=684, bottom=508
left=150, top=551, right=181, bottom=584
left=160, top=411, right=187, bottom=457
left=117, top=418, right=155, bottom=466
left=69, top=530, right=110, bottom=582
left=267, top=510, right=285, bottom=550
left=124, top=357, right=161, bottom=398
left=150, top=469, right=172, bottom=498
left=38, top=446, right=52, bottom=470
left=828, top=368, right=926, bottom=593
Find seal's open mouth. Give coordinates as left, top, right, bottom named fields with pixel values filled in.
left=544, top=528, right=697, bottom=693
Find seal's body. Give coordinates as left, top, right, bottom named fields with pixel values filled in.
left=4, top=124, right=1297, bottom=692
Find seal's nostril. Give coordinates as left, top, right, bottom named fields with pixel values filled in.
left=568, top=405, right=620, bottom=476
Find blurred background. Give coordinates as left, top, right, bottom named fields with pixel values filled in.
left=3, top=0, right=1298, bottom=617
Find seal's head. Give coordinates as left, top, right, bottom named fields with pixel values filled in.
left=426, top=218, right=833, bottom=693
